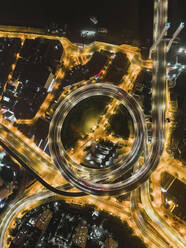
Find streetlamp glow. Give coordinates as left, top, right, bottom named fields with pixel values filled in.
left=178, top=48, right=184, bottom=53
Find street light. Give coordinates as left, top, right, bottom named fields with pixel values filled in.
left=178, top=48, right=184, bottom=53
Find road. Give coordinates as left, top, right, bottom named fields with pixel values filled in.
left=0, top=2, right=185, bottom=246
left=49, top=82, right=146, bottom=195
left=0, top=28, right=147, bottom=246
left=0, top=27, right=152, bottom=195
left=0, top=30, right=147, bottom=197
left=131, top=0, right=186, bottom=247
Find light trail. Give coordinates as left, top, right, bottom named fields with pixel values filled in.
left=49, top=18, right=166, bottom=195
left=0, top=3, right=185, bottom=246
left=130, top=188, right=170, bottom=248
left=131, top=0, right=186, bottom=247
left=49, top=83, right=146, bottom=195
left=0, top=25, right=150, bottom=248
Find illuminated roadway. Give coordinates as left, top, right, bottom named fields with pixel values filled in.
left=49, top=0, right=167, bottom=198
left=0, top=3, right=185, bottom=246
left=0, top=38, right=148, bottom=245
left=0, top=27, right=152, bottom=196
left=131, top=0, right=186, bottom=247
left=0, top=30, right=153, bottom=246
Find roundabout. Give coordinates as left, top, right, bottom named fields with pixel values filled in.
left=49, top=83, right=147, bottom=196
